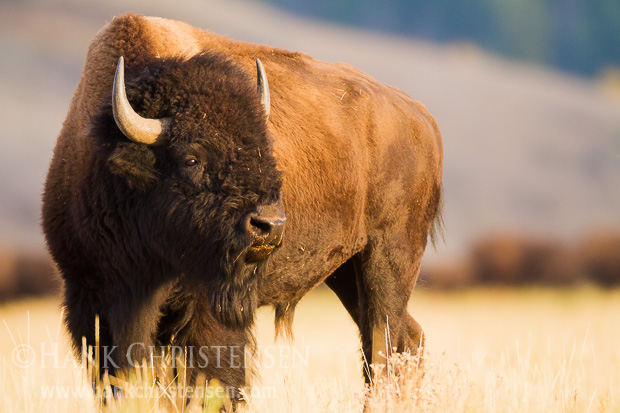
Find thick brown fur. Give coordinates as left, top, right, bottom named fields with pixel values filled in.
left=42, top=14, right=443, bottom=392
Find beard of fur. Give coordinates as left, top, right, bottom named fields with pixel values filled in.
left=208, top=248, right=265, bottom=329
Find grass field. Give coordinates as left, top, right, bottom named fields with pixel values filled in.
left=1, top=286, right=619, bottom=412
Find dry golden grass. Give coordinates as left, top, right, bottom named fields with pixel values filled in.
left=1, top=286, right=619, bottom=412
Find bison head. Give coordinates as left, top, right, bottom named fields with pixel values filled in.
left=90, top=53, right=284, bottom=328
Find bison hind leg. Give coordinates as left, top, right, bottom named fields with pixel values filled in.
left=325, top=243, right=426, bottom=386
left=332, top=241, right=426, bottom=383
left=406, top=313, right=425, bottom=351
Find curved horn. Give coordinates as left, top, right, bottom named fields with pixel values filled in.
left=256, top=59, right=270, bottom=120
left=112, top=56, right=171, bottom=146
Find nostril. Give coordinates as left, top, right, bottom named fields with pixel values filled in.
left=245, top=202, right=286, bottom=248
left=249, top=216, right=273, bottom=236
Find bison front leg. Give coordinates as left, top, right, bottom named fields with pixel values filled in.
left=62, top=276, right=175, bottom=399
left=104, top=282, right=176, bottom=378
left=157, top=285, right=254, bottom=404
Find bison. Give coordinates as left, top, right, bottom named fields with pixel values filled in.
left=42, top=13, right=443, bottom=398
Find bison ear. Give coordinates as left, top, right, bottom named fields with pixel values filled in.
left=107, top=143, right=159, bottom=192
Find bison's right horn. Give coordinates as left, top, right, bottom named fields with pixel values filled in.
left=256, top=59, right=270, bottom=120
left=112, top=56, right=171, bottom=146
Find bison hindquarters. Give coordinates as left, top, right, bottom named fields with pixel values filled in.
left=326, top=236, right=426, bottom=383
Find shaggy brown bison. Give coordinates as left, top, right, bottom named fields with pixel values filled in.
left=42, top=13, right=443, bottom=397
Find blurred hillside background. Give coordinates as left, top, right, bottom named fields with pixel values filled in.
left=0, top=0, right=619, bottom=297
left=262, top=0, right=620, bottom=77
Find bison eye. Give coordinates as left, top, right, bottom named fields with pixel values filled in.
left=184, top=158, right=198, bottom=167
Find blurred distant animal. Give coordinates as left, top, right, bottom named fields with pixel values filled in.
left=0, top=250, right=57, bottom=300
left=469, top=235, right=582, bottom=286
left=42, top=13, right=443, bottom=398
left=579, top=232, right=620, bottom=286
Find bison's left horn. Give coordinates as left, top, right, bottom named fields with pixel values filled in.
left=256, top=59, right=270, bottom=120
left=112, top=56, right=171, bottom=146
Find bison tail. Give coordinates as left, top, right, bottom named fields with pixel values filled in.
left=428, top=184, right=445, bottom=249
